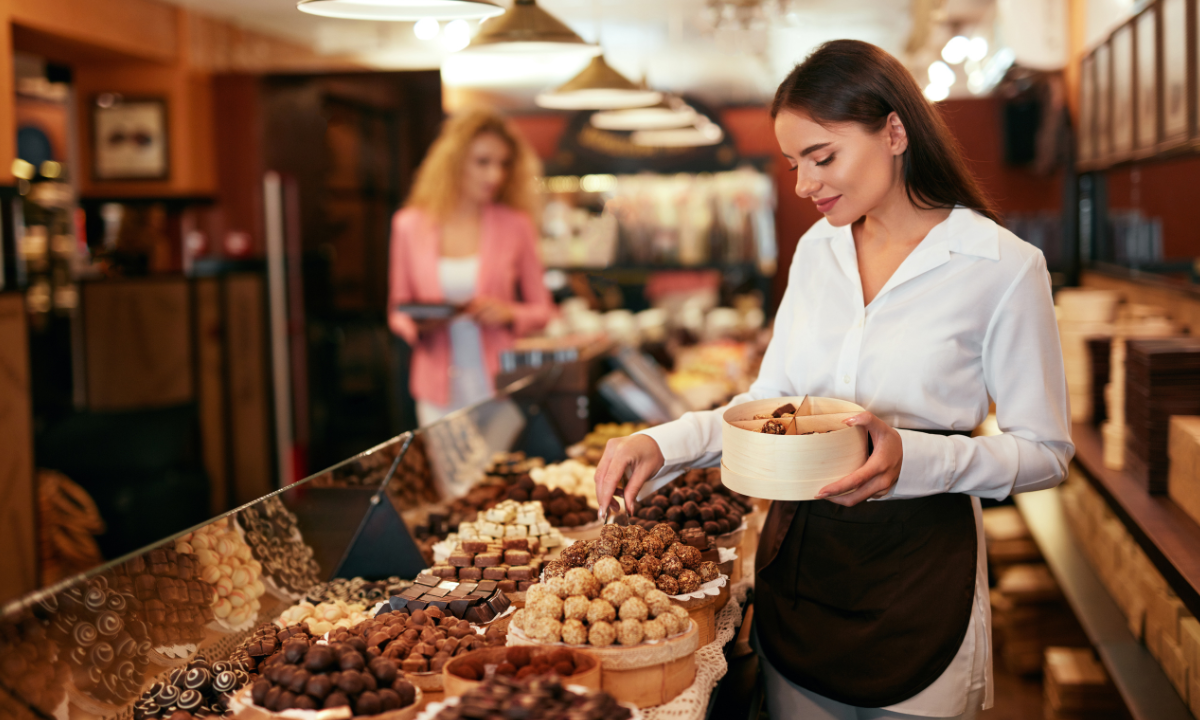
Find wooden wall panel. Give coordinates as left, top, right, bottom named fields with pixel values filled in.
left=0, top=293, right=36, bottom=603
left=225, top=273, right=272, bottom=504
left=81, top=278, right=192, bottom=411
left=195, top=277, right=227, bottom=515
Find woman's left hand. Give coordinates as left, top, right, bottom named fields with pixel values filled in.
left=467, top=297, right=515, bottom=327
left=815, top=411, right=903, bottom=506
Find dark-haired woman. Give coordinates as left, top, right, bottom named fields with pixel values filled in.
left=594, top=40, right=1072, bottom=719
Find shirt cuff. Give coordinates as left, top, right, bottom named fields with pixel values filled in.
left=632, top=425, right=711, bottom=500
left=890, top=429, right=955, bottom=499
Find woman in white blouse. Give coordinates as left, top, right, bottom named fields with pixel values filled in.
left=594, top=40, right=1073, bottom=720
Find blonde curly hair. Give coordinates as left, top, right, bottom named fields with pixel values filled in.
left=405, top=108, right=542, bottom=220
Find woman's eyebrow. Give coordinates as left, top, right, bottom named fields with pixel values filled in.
left=800, top=142, right=831, bottom=157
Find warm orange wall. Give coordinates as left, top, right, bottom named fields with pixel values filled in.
left=1105, top=154, right=1200, bottom=258
left=0, top=0, right=361, bottom=194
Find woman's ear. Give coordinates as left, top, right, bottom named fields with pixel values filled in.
left=886, top=112, right=909, bottom=156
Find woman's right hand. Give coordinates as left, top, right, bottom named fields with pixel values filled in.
left=593, top=435, right=665, bottom=520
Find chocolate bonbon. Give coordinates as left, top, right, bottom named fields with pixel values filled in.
left=429, top=675, right=631, bottom=720
left=236, top=496, right=322, bottom=597
left=247, top=637, right=417, bottom=713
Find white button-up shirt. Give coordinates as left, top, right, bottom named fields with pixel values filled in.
left=639, top=207, right=1074, bottom=715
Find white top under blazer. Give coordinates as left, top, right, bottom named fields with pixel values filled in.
left=638, top=207, right=1075, bottom=716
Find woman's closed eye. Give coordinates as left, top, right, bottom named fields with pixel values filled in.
left=815, top=154, right=835, bottom=167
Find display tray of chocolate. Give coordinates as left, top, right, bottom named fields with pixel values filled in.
left=112, top=547, right=213, bottom=658
left=336, top=599, right=507, bottom=691
left=544, top=525, right=722, bottom=599
left=278, top=600, right=376, bottom=638
left=236, top=496, right=322, bottom=600
left=47, top=577, right=153, bottom=711
left=132, top=654, right=251, bottom=719
left=385, top=574, right=514, bottom=627
left=429, top=534, right=547, bottom=594
left=233, top=636, right=420, bottom=719
left=305, top=577, right=411, bottom=607
left=0, top=600, right=69, bottom=716
left=487, top=452, right=545, bottom=478
left=424, top=676, right=632, bottom=720
left=630, top=467, right=754, bottom=549
left=230, top=623, right=316, bottom=674
left=509, top=562, right=692, bottom=647
left=442, top=645, right=601, bottom=698
left=183, top=520, right=267, bottom=632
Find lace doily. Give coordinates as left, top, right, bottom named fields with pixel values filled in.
left=717, top=546, right=739, bottom=564
left=667, top=574, right=727, bottom=601
left=640, top=580, right=751, bottom=720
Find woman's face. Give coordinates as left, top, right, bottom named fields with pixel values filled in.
left=461, top=131, right=512, bottom=206
left=774, top=108, right=907, bottom=226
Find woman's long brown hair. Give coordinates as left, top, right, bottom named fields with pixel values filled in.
left=771, top=39, right=1000, bottom=224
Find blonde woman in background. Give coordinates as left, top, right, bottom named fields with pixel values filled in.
left=389, top=108, right=554, bottom=426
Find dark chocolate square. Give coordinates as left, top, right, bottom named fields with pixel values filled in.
left=425, top=587, right=449, bottom=598
left=427, top=599, right=450, bottom=612
left=448, top=599, right=473, bottom=617
left=477, top=580, right=498, bottom=592
left=414, top=573, right=439, bottom=586
left=406, top=598, right=428, bottom=612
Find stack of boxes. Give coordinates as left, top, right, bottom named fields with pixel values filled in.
left=982, top=506, right=1042, bottom=575
left=1123, top=339, right=1200, bottom=492
left=991, top=563, right=1087, bottom=675
left=1169, top=416, right=1200, bottom=526
left=1060, top=469, right=1196, bottom=713
left=1043, top=647, right=1125, bottom=719
left=1055, top=288, right=1118, bottom=424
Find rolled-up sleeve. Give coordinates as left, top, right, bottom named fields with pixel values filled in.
left=891, top=252, right=1075, bottom=500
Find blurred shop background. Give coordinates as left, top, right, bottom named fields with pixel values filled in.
left=0, top=0, right=1195, bottom=674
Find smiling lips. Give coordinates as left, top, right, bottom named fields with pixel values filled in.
left=815, top=195, right=841, bottom=213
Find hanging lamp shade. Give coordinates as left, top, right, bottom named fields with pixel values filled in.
left=297, top=0, right=503, bottom=21
left=462, top=0, right=599, bottom=54
left=536, top=56, right=662, bottom=110
left=631, top=117, right=725, bottom=147
left=590, top=97, right=698, bottom=130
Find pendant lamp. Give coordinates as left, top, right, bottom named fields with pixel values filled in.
left=590, top=97, right=698, bottom=131
left=297, top=0, right=503, bottom=21
left=536, top=56, right=662, bottom=110
left=631, top=117, right=725, bottom=147
left=462, top=0, right=600, bottom=55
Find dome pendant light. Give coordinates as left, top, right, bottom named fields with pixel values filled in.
left=297, top=0, right=503, bottom=22
left=591, top=96, right=698, bottom=130
left=536, top=55, right=662, bottom=110
left=462, top=0, right=600, bottom=55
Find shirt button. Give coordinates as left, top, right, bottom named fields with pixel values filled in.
left=843, top=375, right=851, bottom=384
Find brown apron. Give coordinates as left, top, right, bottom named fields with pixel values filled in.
left=753, top=429, right=977, bottom=708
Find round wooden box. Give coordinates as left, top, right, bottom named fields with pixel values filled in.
left=509, top=620, right=700, bottom=708
left=230, top=684, right=422, bottom=720
left=720, top=396, right=868, bottom=501
left=442, top=646, right=601, bottom=697
left=674, top=593, right=720, bottom=646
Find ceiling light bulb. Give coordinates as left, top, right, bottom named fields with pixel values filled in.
left=967, top=70, right=986, bottom=95
left=928, top=60, right=956, bottom=87
left=941, top=35, right=970, bottom=64
left=442, top=19, right=471, bottom=50
left=924, top=83, right=950, bottom=102
left=297, top=0, right=503, bottom=21
left=414, top=17, right=440, bottom=39
left=967, top=37, right=988, bottom=62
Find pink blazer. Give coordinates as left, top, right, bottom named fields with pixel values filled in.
left=388, top=204, right=555, bottom=407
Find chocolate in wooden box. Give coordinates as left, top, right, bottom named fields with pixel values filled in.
left=1123, top=339, right=1200, bottom=492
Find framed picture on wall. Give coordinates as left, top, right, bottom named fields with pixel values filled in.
left=1162, top=0, right=1188, bottom=144
left=1111, top=23, right=1135, bottom=158
left=1096, top=41, right=1113, bottom=163
left=92, top=97, right=169, bottom=181
left=1135, top=6, right=1158, bottom=151
left=1079, top=54, right=1096, bottom=164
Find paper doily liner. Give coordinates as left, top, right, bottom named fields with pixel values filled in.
left=52, top=695, right=69, bottom=720
left=717, top=546, right=739, bottom=564
left=414, top=685, right=643, bottom=720
left=640, top=581, right=750, bottom=720
left=206, top=613, right=257, bottom=634
left=506, top=619, right=698, bottom=670
left=667, top=574, right=727, bottom=601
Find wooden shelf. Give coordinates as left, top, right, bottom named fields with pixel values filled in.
left=1072, top=422, right=1200, bottom=619
left=1015, top=488, right=1191, bottom=720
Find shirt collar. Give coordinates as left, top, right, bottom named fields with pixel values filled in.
left=825, top=206, right=999, bottom=260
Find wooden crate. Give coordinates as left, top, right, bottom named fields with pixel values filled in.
left=1043, top=646, right=1127, bottom=719
left=982, top=506, right=1042, bottom=568
left=1168, top=416, right=1200, bottom=528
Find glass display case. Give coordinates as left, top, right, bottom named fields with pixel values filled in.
left=0, top=367, right=579, bottom=719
